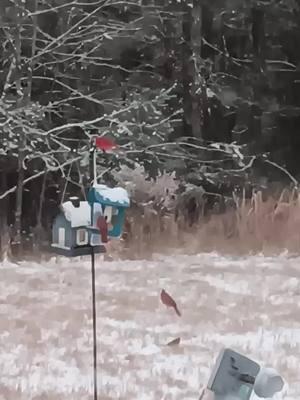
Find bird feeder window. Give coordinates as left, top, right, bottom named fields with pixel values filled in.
left=90, top=233, right=101, bottom=246
left=238, top=385, right=252, bottom=399
left=76, top=228, right=88, bottom=245
left=103, top=206, right=113, bottom=223
left=58, top=227, right=66, bottom=247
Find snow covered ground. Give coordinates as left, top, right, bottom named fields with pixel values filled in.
left=0, top=252, right=299, bottom=399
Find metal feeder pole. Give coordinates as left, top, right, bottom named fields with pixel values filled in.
left=89, top=143, right=98, bottom=400
left=91, top=245, right=97, bottom=400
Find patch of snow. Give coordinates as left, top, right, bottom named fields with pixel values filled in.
left=0, top=253, right=299, bottom=399
left=207, top=88, right=216, bottom=98
left=62, top=201, right=91, bottom=228
left=199, top=274, right=251, bottom=295
left=93, top=184, right=130, bottom=207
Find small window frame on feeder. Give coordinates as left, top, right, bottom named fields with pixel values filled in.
left=58, top=227, right=66, bottom=247
left=103, top=206, right=113, bottom=223
left=76, top=228, right=88, bottom=246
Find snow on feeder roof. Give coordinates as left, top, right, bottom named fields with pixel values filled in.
left=92, top=184, right=130, bottom=207
left=61, top=200, right=91, bottom=228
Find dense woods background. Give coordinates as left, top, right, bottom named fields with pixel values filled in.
left=1, top=0, right=300, bottom=257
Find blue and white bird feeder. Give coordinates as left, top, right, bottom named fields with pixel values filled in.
left=50, top=137, right=130, bottom=400
left=51, top=144, right=129, bottom=257
left=51, top=183, right=129, bottom=257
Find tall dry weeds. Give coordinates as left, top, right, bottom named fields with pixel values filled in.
left=2, top=165, right=298, bottom=260
left=115, top=187, right=300, bottom=259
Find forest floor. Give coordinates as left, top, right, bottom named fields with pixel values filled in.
left=0, top=252, right=299, bottom=399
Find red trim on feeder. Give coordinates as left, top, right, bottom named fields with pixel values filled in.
left=97, top=215, right=108, bottom=243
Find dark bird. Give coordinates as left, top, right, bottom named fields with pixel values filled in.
left=167, top=337, right=181, bottom=346
left=160, top=289, right=181, bottom=316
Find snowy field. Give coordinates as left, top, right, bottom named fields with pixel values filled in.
left=0, top=252, right=300, bottom=399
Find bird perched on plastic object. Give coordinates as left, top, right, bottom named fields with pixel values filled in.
left=160, top=289, right=181, bottom=316
left=97, top=215, right=108, bottom=243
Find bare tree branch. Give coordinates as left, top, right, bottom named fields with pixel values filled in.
left=0, top=156, right=83, bottom=200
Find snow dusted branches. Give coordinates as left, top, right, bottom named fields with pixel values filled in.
left=0, top=155, right=83, bottom=200
left=0, top=0, right=293, bottom=208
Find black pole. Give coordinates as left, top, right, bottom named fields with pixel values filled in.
left=91, top=246, right=97, bottom=400
left=89, top=144, right=98, bottom=400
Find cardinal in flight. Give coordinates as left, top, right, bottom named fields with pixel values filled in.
left=160, top=289, right=181, bottom=317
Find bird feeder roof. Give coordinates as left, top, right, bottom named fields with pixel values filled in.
left=89, top=184, right=130, bottom=208
left=61, top=201, right=91, bottom=227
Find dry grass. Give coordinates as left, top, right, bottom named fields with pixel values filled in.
left=2, top=172, right=300, bottom=261
left=118, top=189, right=300, bottom=258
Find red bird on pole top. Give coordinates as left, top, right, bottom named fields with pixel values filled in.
left=95, top=136, right=117, bottom=151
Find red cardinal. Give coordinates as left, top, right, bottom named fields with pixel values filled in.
left=160, top=289, right=181, bottom=317
left=95, top=136, right=117, bottom=151
left=97, top=216, right=108, bottom=243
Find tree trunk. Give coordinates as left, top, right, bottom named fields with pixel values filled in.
left=251, top=5, right=266, bottom=100
left=181, top=0, right=207, bottom=139
left=190, top=0, right=203, bottom=139
left=37, top=172, right=47, bottom=230
left=13, top=1, right=25, bottom=248
left=0, top=171, right=8, bottom=259
left=14, top=153, right=25, bottom=245
left=181, top=0, right=192, bottom=136
left=13, top=0, right=38, bottom=254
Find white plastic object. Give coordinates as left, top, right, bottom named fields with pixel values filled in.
left=253, top=367, right=284, bottom=398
